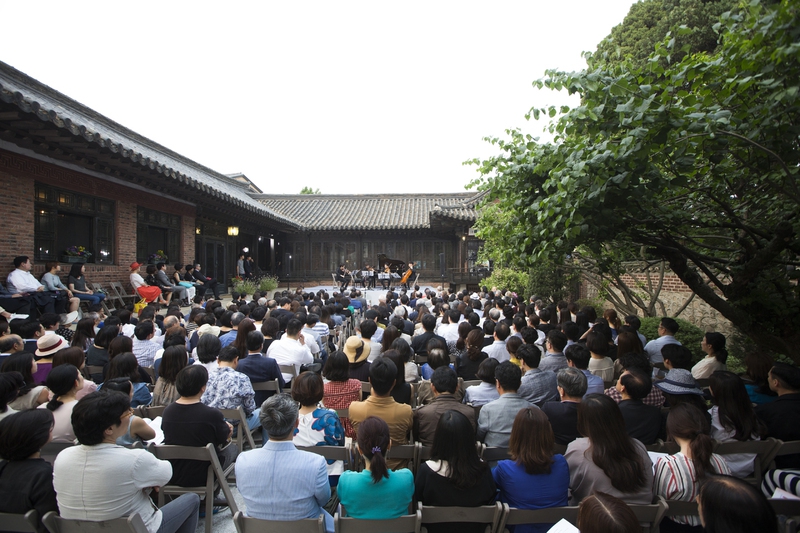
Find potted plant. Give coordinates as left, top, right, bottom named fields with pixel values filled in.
left=61, top=245, right=92, bottom=263
left=147, top=250, right=168, bottom=264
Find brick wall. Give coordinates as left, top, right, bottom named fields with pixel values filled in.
left=0, top=149, right=196, bottom=291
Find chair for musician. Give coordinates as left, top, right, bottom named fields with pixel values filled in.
left=334, top=509, right=422, bottom=533
left=146, top=442, right=238, bottom=533
left=418, top=501, right=504, bottom=533
left=0, top=510, right=39, bottom=533
left=42, top=511, right=149, bottom=533
left=233, top=511, right=326, bottom=533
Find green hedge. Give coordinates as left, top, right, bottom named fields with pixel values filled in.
left=639, top=317, right=705, bottom=364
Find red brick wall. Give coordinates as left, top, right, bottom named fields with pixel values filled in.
left=0, top=149, right=196, bottom=289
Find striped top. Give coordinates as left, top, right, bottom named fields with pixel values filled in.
left=653, top=452, right=731, bottom=526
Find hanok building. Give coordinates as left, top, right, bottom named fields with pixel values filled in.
left=0, top=60, right=485, bottom=292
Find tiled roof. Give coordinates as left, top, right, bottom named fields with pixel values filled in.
left=0, top=61, right=300, bottom=229
left=252, top=192, right=486, bottom=232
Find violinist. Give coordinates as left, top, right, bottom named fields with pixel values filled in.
left=336, top=264, right=351, bottom=291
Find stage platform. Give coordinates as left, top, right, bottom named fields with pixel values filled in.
left=275, top=284, right=441, bottom=306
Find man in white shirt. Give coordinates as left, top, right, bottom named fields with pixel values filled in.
left=6, top=256, right=57, bottom=314
left=643, top=317, right=682, bottom=365
left=267, top=318, right=313, bottom=381
left=485, top=322, right=511, bottom=363
left=437, top=309, right=462, bottom=344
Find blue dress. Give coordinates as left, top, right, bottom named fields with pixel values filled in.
left=492, top=454, right=570, bottom=533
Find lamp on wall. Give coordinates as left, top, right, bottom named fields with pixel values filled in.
left=195, top=227, right=201, bottom=235
left=227, top=226, right=239, bottom=236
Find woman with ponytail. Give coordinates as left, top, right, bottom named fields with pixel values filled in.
left=692, top=332, right=728, bottom=380
left=337, top=416, right=414, bottom=519
left=654, top=403, right=731, bottom=532
left=38, top=364, right=83, bottom=442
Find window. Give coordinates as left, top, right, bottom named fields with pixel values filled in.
left=136, top=207, right=181, bottom=264
left=34, top=184, right=115, bottom=264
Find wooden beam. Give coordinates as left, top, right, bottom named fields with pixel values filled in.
left=0, top=111, right=22, bottom=121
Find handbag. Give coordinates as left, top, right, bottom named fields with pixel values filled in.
left=133, top=298, right=147, bottom=314
left=178, top=281, right=193, bottom=288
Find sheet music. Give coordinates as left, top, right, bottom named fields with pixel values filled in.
left=546, top=518, right=579, bottom=533
left=145, top=416, right=165, bottom=445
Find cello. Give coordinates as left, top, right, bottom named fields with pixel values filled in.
left=399, top=263, right=414, bottom=286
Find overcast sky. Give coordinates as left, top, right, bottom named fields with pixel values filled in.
left=1, top=0, right=638, bottom=194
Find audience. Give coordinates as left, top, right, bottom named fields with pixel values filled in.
left=477, top=361, right=534, bottom=447
left=456, top=328, right=488, bottom=381
left=103, top=352, right=152, bottom=407
left=414, top=366, right=475, bottom=446
left=54, top=390, right=200, bottom=532
left=201, top=345, right=259, bottom=431
left=1, top=352, right=50, bottom=409
left=414, top=410, right=495, bottom=533
left=517, top=343, right=559, bottom=407
left=644, top=317, right=682, bottom=365
left=0, top=409, right=58, bottom=533
left=493, top=407, right=569, bottom=533
left=698, top=475, right=778, bottom=533
left=338, top=416, right=414, bottom=519
left=564, top=344, right=604, bottom=396
left=576, top=492, right=641, bottom=533
left=38, top=364, right=83, bottom=442
left=152, top=345, right=188, bottom=407
left=565, top=394, right=653, bottom=505
left=321, top=350, right=362, bottom=439
left=692, top=332, right=728, bottom=380
left=541, top=368, right=587, bottom=446
left=616, top=368, right=663, bottom=445
left=463, top=358, right=500, bottom=406
left=0, top=371, right=24, bottom=421
left=755, top=362, right=800, bottom=468
left=586, top=331, right=614, bottom=383
left=538, top=330, right=569, bottom=372
left=235, top=330, right=284, bottom=407
left=236, top=393, right=333, bottom=532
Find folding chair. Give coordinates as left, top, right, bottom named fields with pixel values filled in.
left=627, top=497, right=668, bottom=533
left=361, top=381, right=372, bottom=395
left=384, top=443, right=420, bottom=475
left=0, top=509, right=39, bottom=532
left=770, top=439, right=800, bottom=469
left=251, top=378, right=281, bottom=395
left=42, top=511, right=149, bottom=533
left=497, top=505, right=578, bottom=533
left=297, top=442, right=356, bottom=471
left=419, top=501, right=504, bottom=533
left=480, top=447, right=512, bottom=463
left=280, top=365, right=298, bottom=392
left=90, top=282, right=120, bottom=311
left=109, top=281, right=138, bottom=306
left=770, top=499, right=800, bottom=533
left=334, top=509, right=422, bottom=533
left=234, top=511, right=325, bottom=533
left=85, top=365, right=105, bottom=383
left=714, top=437, right=782, bottom=486
left=137, top=405, right=166, bottom=420
left=462, top=380, right=482, bottom=389
left=663, top=499, right=699, bottom=523
left=219, top=405, right=257, bottom=451
left=146, top=443, right=238, bottom=533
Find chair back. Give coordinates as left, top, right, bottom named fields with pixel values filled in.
left=141, top=366, right=157, bottom=383
left=233, top=511, right=325, bottom=533
left=335, top=510, right=422, bottom=533
left=384, top=443, right=420, bottom=474
left=251, top=379, right=281, bottom=392
left=481, top=447, right=511, bottom=462
left=419, top=502, right=503, bottom=533
left=498, top=504, right=578, bottom=532
left=361, top=381, right=372, bottom=394
left=0, top=509, right=39, bottom=532
left=40, top=441, right=76, bottom=465
left=628, top=497, right=668, bottom=533
left=462, top=380, right=482, bottom=388
left=279, top=364, right=299, bottom=379
left=714, top=437, right=782, bottom=486
left=297, top=443, right=355, bottom=471
left=42, top=511, right=149, bottom=533
left=664, top=499, right=698, bottom=518
left=138, top=405, right=166, bottom=419
left=218, top=406, right=257, bottom=451
left=85, top=365, right=105, bottom=379
left=771, top=439, right=800, bottom=468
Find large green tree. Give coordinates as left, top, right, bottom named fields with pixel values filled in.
left=469, top=1, right=800, bottom=362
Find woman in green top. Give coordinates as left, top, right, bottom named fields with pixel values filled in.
left=337, top=416, right=413, bottom=519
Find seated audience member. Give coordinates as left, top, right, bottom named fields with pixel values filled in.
left=463, top=357, right=500, bottom=406
left=565, top=344, right=604, bottom=396
left=70, top=317, right=96, bottom=352
left=0, top=371, right=24, bottom=422
left=322, top=350, right=361, bottom=439
left=662, top=343, right=693, bottom=371
left=0, top=334, right=25, bottom=360
left=38, top=364, right=83, bottom=442
left=565, top=394, right=653, bottom=505
left=477, top=361, right=534, bottom=447
left=542, top=368, right=587, bottom=446
left=349, top=358, right=413, bottom=471
left=414, top=410, right=496, bottom=533
left=576, top=492, right=641, bottom=533
left=236, top=330, right=284, bottom=407
left=382, top=351, right=413, bottom=405
left=359, top=319, right=381, bottom=362
left=740, top=353, right=777, bottom=405
left=654, top=403, right=731, bottom=533
left=86, top=325, right=118, bottom=383
left=52, top=347, right=96, bottom=400
left=194, top=332, right=221, bottom=373
left=538, top=330, right=569, bottom=373
left=54, top=390, right=200, bottom=532
left=133, top=321, right=161, bottom=369
left=0, top=279, right=34, bottom=318
left=586, top=330, right=614, bottom=383
left=343, top=335, right=372, bottom=382
left=484, top=321, right=511, bottom=363
left=338, top=416, right=414, bottom=519
left=457, top=328, right=489, bottom=381
left=218, top=312, right=245, bottom=349
left=692, top=332, right=728, bottom=380
left=1, top=352, right=49, bottom=409
left=606, top=352, right=665, bottom=406
left=102, top=378, right=156, bottom=445
left=6, top=256, right=56, bottom=315
left=698, top=475, right=778, bottom=533
left=708, top=371, right=763, bottom=478
left=417, top=348, right=464, bottom=405
left=130, top=262, right=167, bottom=304
left=236, top=393, right=333, bottom=531
left=32, top=334, right=69, bottom=385
left=162, top=365, right=237, bottom=490
left=40, top=262, right=80, bottom=315
left=152, top=345, right=188, bottom=407
left=414, top=366, right=476, bottom=446
left=655, top=368, right=709, bottom=421
left=292, top=372, right=345, bottom=482
left=103, top=352, right=152, bottom=407
left=267, top=318, right=313, bottom=382
left=755, top=363, right=800, bottom=468
left=411, top=314, right=446, bottom=357
left=202, top=345, right=259, bottom=431
left=0, top=409, right=58, bottom=532
left=616, top=368, right=663, bottom=445
left=13, top=319, right=45, bottom=355
left=67, top=263, right=106, bottom=307
left=493, top=407, right=569, bottom=533
left=517, top=343, right=559, bottom=407
left=644, top=317, right=681, bottom=365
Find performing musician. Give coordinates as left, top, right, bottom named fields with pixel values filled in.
left=335, top=264, right=351, bottom=291
left=381, top=264, right=392, bottom=289
left=400, top=262, right=415, bottom=290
